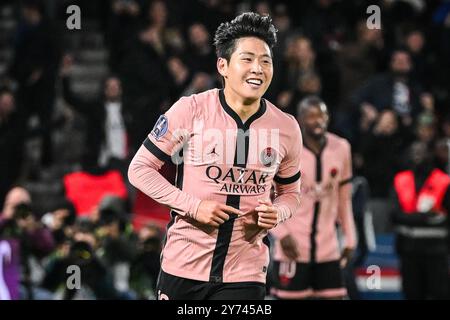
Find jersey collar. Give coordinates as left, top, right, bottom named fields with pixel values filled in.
left=219, top=89, right=266, bottom=130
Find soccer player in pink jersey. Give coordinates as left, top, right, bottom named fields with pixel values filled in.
left=270, top=96, right=356, bottom=299
left=128, top=12, right=302, bottom=300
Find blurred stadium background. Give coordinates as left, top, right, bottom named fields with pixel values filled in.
left=0, top=0, right=450, bottom=300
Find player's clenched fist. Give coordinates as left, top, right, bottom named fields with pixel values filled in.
left=195, top=200, right=243, bottom=227
left=255, top=199, right=278, bottom=229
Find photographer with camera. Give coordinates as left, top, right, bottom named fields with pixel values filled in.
left=41, top=199, right=77, bottom=248
left=129, top=223, right=162, bottom=299
left=96, top=196, right=138, bottom=299
left=41, top=219, right=121, bottom=299
left=0, top=187, right=55, bottom=299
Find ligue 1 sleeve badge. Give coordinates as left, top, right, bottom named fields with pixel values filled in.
left=260, top=147, right=277, bottom=167
left=151, top=115, right=169, bottom=140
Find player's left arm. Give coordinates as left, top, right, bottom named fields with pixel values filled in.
left=261, top=117, right=302, bottom=234
left=337, top=140, right=357, bottom=267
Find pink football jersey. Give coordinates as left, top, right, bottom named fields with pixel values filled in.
left=128, top=89, right=302, bottom=283
left=271, top=133, right=356, bottom=263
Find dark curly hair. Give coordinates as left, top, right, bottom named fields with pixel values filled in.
left=213, top=12, right=277, bottom=62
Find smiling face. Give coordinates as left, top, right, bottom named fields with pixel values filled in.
left=299, top=104, right=329, bottom=140
left=217, top=36, right=273, bottom=103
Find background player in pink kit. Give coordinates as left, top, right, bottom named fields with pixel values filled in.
left=270, top=96, right=356, bottom=299
left=128, top=12, right=302, bottom=300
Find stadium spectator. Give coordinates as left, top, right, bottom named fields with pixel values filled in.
left=0, top=89, right=26, bottom=209
left=0, top=187, right=55, bottom=299
left=129, top=12, right=302, bottom=300
left=270, top=96, right=355, bottom=300
left=60, top=55, right=131, bottom=172
left=8, top=0, right=61, bottom=167
left=357, top=110, right=410, bottom=197
left=129, top=223, right=162, bottom=299
left=390, top=142, right=450, bottom=300
left=352, top=49, right=425, bottom=132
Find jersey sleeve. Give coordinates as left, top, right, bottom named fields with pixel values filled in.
left=272, top=117, right=303, bottom=226
left=337, top=140, right=357, bottom=249
left=128, top=96, right=202, bottom=218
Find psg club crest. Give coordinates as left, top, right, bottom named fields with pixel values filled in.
left=260, top=147, right=277, bottom=167
left=330, top=167, right=338, bottom=178
left=151, top=115, right=168, bottom=140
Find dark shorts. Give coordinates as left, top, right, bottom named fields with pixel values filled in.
left=156, top=270, right=266, bottom=300
left=269, top=260, right=346, bottom=299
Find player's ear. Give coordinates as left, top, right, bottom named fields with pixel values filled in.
left=217, top=57, right=228, bottom=78
left=324, top=111, right=330, bottom=126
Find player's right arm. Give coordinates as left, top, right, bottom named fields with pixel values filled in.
left=128, top=96, right=240, bottom=227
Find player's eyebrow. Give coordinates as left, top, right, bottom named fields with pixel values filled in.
left=239, top=52, right=272, bottom=59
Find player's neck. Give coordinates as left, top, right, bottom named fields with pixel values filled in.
left=223, top=87, right=261, bottom=123
left=304, top=134, right=326, bottom=155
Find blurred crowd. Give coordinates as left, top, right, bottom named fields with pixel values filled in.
left=1, top=0, right=450, bottom=299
